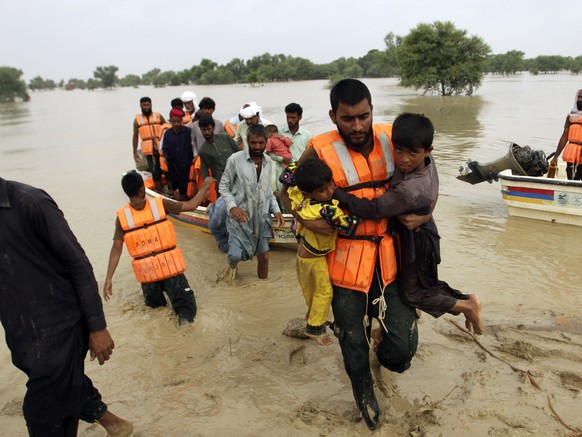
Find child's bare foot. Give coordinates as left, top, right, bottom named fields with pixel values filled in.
left=305, top=324, right=333, bottom=346
left=463, top=294, right=483, bottom=335
left=305, top=332, right=333, bottom=346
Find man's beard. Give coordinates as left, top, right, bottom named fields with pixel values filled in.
left=142, top=108, right=152, bottom=116
left=250, top=148, right=264, bottom=157
left=577, top=101, right=582, bottom=111
left=338, top=126, right=372, bottom=150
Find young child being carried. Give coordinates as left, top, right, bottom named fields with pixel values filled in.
left=333, top=113, right=483, bottom=335
left=266, top=124, right=293, bottom=195
left=284, top=159, right=359, bottom=346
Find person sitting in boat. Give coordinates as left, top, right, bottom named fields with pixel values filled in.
left=550, top=89, right=582, bottom=180
left=224, top=102, right=251, bottom=138
left=235, top=101, right=272, bottom=150
left=161, top=108, right=194, bottom=201
left=333, top=113, right=483, bottom=336
left=103, top=170, right=214, bottom=325
left=217, top=124, right=284, bottom=284
left=286, top=158, right=359, bottom=347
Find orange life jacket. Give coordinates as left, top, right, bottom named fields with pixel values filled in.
left=224, top=119, right=238, bottom=138
left=135, top=112, right=163, bottom=156
left=182, top=112, right=192, bottom=125
left=563, top=114, right=582, bottom=163
left=158, top=123, right=171, bottom=172
left=310, top=125, right=397, bottom=293
left=117, top=197, right=186, bottom=283
left=187, top=156, right=217, bottom=204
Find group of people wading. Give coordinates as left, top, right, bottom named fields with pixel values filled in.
left=121, top=79, right=484, bottom=430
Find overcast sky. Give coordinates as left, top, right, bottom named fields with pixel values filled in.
left=1, top=0, right=578, bottom=81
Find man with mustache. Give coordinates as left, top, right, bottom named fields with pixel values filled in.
left=285, top=79, right=425, bottom=430
left=132, top=96, right=165, bottom=192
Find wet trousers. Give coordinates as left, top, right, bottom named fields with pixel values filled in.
left=141, top=273, right=197, bottom=321
left=21, top=323, right=106, bottom=436
left=331, top=274, right=418, bottom=415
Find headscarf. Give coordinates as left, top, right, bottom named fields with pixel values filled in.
left=239, top=101, right=261, bottom=119
left=170, top=108, right=185, bottom=118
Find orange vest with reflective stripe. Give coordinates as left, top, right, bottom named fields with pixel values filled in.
left=310, top=125, right=397, bottom=293
left=117, top=197, right=186, bottom=283
left=135, top=112, right=163, bottom=156
left=563, top=114, right=582, bottom=163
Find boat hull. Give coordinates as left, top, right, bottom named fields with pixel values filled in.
left=498, top=169, right=582, bottom=226
left=145, top=188, right=298, bottom=245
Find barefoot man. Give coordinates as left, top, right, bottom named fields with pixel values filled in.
left=218, top=123, right=284, bottom=284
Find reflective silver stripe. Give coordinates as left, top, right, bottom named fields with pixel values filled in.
left=332, top=140, right=360, bottom=186
left=149, top=198, right=162, bottom=221
left=378, top=133, right=395, bottom=177
left=123, top=207, right=135, bottom=229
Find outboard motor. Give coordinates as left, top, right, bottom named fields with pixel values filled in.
left=457, top=143, right=549, bottom=184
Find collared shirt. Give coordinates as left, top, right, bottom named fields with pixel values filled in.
left=0, top=178, right=106, bottom=361
left=199, top=133, right=240, bottom=184
left=280, top=125, right=312, bottom=161
left=219, top=149, right=280, bottom=253
left=191, top=119, right=226, bottom=156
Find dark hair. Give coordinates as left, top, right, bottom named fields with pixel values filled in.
left=247, top=123, right=268, bottom=141
left=329, top=79, right=371, bottom=112
left=392, top=113, right=434, bottom=151
left=294, top=159, right=333, bottom=193
left=171, top=98, right=184, bottom=109
left=199, top=97, right=216, bottom=110
left=198, top=115, right=215, bottom=128
left=140, top=96, right=151, bottom=104
left=121, top=170, right=144, bottom=197
left=265, top=124, right=278, bottom=134
left=285, top=102, right=303, bottom=116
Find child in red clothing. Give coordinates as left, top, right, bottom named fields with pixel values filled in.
left=266, top=124, right=293, bottom=194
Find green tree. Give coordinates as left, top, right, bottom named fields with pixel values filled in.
left=119, top=74, right=142, bottom=87
left=29, top=76, right=57, bottom=91
left=93, top=65, right=119, bottom=89
left=396, top=21, right=490, bottom=95
left=0, top=67, right=30, bottom=102
left=141, top=68, right=161, bottom=85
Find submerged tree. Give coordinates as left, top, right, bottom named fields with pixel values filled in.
left=0, top=67, right=30, bottom=102
left=93, top=65, right=119, bottom=89
left=396, top=21, right=490, bottom=95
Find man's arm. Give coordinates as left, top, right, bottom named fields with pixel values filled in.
left=103, top=236, right=123, bottom=302
left=132, top=119, right=140, bottom=162
left=551, top=123, right=570, bottom=163
left=166, top=177, right=215, bottom=212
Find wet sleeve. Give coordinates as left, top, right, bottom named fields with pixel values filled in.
left=31, top=192, right=106, bottom=332
left=333, top=187, right=410, bottom=219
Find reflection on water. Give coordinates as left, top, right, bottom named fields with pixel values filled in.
left=1, top=75, right=581, bottom=318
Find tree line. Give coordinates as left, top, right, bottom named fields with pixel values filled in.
left=2, top=21, right=581, bottom=102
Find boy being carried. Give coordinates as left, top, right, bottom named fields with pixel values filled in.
left=285, top=159, right=358, bottom=346
left=333, top=113, right=483, bottom=335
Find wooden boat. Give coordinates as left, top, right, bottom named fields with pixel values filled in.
left=145, top=188, right=298, bottom=245
left=498, top=167, right=582, bottom=226
left=457, top=143, right=582, bottom=226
